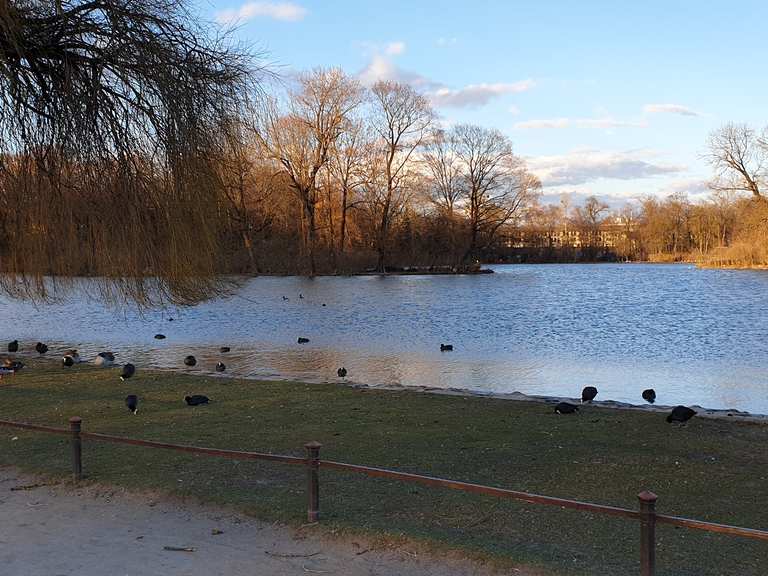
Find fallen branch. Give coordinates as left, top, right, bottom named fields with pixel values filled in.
left=265, top=551, right=322, bottom=559
left=11, top=483, right=55, bottom=491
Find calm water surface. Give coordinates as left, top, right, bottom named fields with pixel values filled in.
left=2, top=264, right=768, bottom=413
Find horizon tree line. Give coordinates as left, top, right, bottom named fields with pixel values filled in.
left=0, top=1, right=766, bottom=306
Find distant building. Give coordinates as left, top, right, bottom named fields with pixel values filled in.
left=502, top=217, right=637, bottom=250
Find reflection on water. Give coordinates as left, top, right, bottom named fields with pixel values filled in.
left=2, top=264, right=768, bottom=413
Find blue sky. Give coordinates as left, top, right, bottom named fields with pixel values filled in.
left=197, top=0, right=767, bottom=208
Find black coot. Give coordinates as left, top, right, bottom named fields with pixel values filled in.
left=120, top=363, right=136, bottom=381
left=185, top=395, right=210, bottom=406
left=125, top=395, right=139, bottom=414
left=555, top=402, right=579, bottom=414
left=581, top=386, right=598, bottom=403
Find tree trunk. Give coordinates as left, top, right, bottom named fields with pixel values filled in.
left=306, top=205, right=317, bottom=276
left=462, top=220, right=479, bottom=264
left=376, top=212, right=389, bottom=273
left=298, top=189, right=317, bottom=276
left=339, top=186, right=348, bottom=256
left=326, top=187, right=337, bottom=273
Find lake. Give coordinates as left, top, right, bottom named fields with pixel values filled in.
left=2, top=264, right=768, bottom=414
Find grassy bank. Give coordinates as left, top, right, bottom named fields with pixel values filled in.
left=1, top=359, right=766, bottom=575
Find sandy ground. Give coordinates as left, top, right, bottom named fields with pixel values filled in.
left=0, top=468, right=521, bottom=576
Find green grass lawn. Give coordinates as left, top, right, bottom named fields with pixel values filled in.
left=1, top=359, right=766, bottom=575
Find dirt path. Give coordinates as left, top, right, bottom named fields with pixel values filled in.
left=0, top=468, right=519, bottom=576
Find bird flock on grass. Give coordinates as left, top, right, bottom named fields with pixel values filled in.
left=3, top=330, right=700, bottom=425
left=552, top=386, right=697, bottom=425
left=1, top=338, right=227, bottom=414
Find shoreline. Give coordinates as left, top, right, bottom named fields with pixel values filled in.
left=338, top=380, right=768, bottom=424
left=8, top=356, right=768, bottom=424
left=86, top=361, right=768, bottom=423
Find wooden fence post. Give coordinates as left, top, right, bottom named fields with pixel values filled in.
left=638, top=490, right=658, bottom=576
left=305, top=441, right=322, bottom=523
left=69, top=417, right=82, bottom=482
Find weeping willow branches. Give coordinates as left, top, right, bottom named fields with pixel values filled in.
left=0, top=0, right=265, bottom=306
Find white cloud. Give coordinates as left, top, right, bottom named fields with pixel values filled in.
left=437, top=37, right=458, bottom=46
left=508, top=105, right=521, bottom=116
left=515, top=116, right=647, bottom=130
left=357, top=54, right=437, bottom=89
left=526, top=149, right=687, bottom=187
left=357, top=46, right=532, bottom=109
left=216, top=2, right=307, bottom=25
left=428, top=80, right=534, bottom=108
left=384, top=41, right=406, bottom=56
left=643, top=103, right=701, bottom=117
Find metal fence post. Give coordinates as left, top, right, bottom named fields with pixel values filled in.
left=69, top=417, right=82, bottom=482
left=305, top=441, right=322, bottom=523
left=638, top=490, right=658, bottom=576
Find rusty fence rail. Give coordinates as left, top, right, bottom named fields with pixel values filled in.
left=1, top=417, right=766, bottom=575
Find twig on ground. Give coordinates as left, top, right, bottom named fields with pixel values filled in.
left=11, top=483, right=54, bottom=491
left=163, top=546, right=196, bottom=552
left=265, top=551, right=322, bottom=559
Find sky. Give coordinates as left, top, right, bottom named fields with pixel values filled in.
left=196, top=0, right=768, bottom=208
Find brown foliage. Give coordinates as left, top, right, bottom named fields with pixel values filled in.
left=0, top=0, right=263, bottom=305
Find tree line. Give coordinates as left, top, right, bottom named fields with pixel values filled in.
left=0, top=2, right=541, bottom=305
left=509, top=122, right=768, bottom=265
left=223, top=69, right=541, bottom=276
left=0, top=1, right=766, bottom=307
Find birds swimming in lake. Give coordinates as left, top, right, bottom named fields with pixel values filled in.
left=215, top=362, right=226, bottom=372
left=94, top=352, right=115, bottom=367
left=337, top=367, right=347, bottom=378
left=297, top=337, right=310, bottom=344
left=154, top=334, right=166, bottom=340
left=667, top=406, right=696, bottom=424
left=555, top=402, right=579, bottom=414
left=35, top=342, right=48, bottom=354
left=440, top=344, right=453, bottom=352
left=125, top=395, right=138, bottom=414
left=185, top=395, right=210, bottom=406
left=62, top=355, right=75, bottom=367
left=642, top=389, right=657, bottom=404
left=120, top=363, right=136, bottom=381
left=7, top=340, right=18, bottom=353
left=581, top=386, right=598, bottom=403
left=219, top=347, right=230, bottom=353
left=184, top=355, right=197, bottom=367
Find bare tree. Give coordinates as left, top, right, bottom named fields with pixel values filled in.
left=422, top=128, right=464, bottom=261
left=254, top=68, right=362, bottom=274
left=572, top=196, right=609, bottom=252
left=215, top=121, right=280, bottom=272
left=366, top=81, right=433, bottom=272
left=328, top=118, right=371, bottom=260
left=0, top=0, right=263, bottom=305
left=452, top=124, right=540, bottom=263
left=707, top=123, right=766, bottom=198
